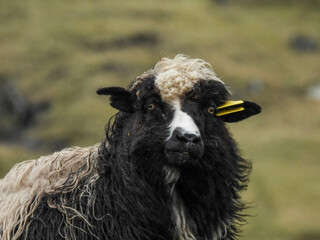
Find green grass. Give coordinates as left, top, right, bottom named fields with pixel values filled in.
left=231, top=97, right=320, bottom=239
left=1, top=0, right=320, bottom=239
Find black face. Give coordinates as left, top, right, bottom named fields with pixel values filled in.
left=163, top=81, right=229, bottom=168
left=116, top=79, right=229, bottom=168
left=97, top=78, right=261, bottom=170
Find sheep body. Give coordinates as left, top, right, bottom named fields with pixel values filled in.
left=0, top=55, right=261, bottom=240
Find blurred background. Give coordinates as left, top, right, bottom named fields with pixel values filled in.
left=0, top=0, right=319, bottom=239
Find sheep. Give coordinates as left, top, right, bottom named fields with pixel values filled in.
left=0, top=54, right=261, bottom=240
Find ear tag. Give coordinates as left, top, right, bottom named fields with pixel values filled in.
left=216, top=100, right=244, bottom=117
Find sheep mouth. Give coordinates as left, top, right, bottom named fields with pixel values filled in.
left=164, top=136, right=204, bottom=167
left=164, top=148, right=201, bottom=167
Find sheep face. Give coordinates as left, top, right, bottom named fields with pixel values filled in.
left=159, top=79, right=230, bottom=168
left=129, top=77, right=228, bottom=168
left=97, top=56, right=261, bottom=169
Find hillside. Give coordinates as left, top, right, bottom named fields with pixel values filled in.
left=0, top=0, right=319, bottom=239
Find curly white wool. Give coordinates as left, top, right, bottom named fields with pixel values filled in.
left=153, top=54, right=224, bottom=101
left=0, top=145, right=99, bottom=240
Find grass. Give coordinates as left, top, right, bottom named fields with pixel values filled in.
left=0, top=0, right=320, bottom=239
left=231, top=96, right=320, bottom=239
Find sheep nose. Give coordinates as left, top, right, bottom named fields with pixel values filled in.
left=166, top=127, right=204, bottom=159
left=165, top=127, right=204, bottom=166
left=176, top=131, right=200, bottom=144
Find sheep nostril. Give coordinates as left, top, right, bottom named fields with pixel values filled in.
left=177, top=131, right=200, bottom=144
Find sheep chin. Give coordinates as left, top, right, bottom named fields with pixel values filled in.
left=164, top=150, right=199, bottom=168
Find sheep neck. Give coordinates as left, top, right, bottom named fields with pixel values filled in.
left=163, top=166, right=227, bottom=240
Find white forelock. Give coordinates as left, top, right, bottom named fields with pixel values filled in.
left=153, top=54, right=224, bottom=101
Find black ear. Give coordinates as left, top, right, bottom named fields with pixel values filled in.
left=97, top=87, right=134, bottom=113
left=216, top=100, right=261, bottom=123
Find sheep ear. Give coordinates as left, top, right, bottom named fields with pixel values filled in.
left=97, top=87, right=134, bottom=113
left=216, top=100, right=261, bottom=122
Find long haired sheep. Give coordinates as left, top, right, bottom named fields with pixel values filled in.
left=0, top=54, right=261, bottom=240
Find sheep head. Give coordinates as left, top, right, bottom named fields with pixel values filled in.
left=97, top=55, right=261, bottom=169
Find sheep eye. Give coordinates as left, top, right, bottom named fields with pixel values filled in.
left=208, top=107, right=215, bottom=114
left=147, top=103, right=156, bottom=110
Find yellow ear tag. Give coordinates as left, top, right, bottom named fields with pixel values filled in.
left=216, top=100, right=244, bottom=117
